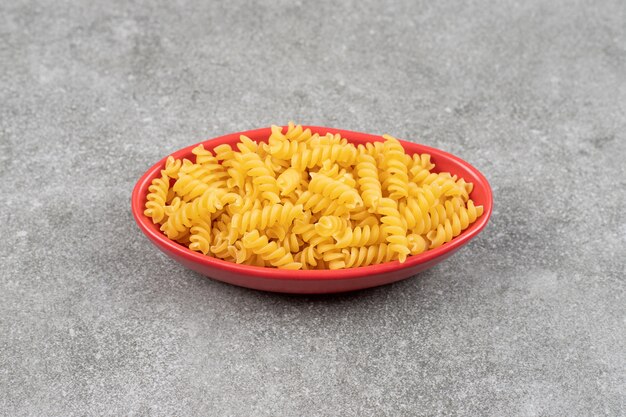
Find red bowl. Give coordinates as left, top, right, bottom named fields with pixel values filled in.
left=131, top=126, right=493, bottom=294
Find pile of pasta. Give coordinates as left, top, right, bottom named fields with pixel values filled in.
left=144, top=123, right=484, bottom=270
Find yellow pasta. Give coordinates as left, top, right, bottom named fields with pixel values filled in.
left=356, top=153, right=383, bottom=211
left=144, top=172, right=170, bottom=224
left=189, top=218, right=212, bottom=255
left=162, top=156, right=182, bottom=179
left=407, top=234, right=428, bottom=255
left=172, top=172, right=211, bottom=202
left=276, top=168, right=302, bottom=196
left=307, top=132, right=348, bottom=147
left=333, top=224, right=386, bottom=249
left=343, top=244, right=395, bottom=268
left=228, top=202, right=305, bottom=243
left=242, top=230, right=302, bottom=269
left=144, top=123, right=484, bottom=269
left=308, top=173, right=363, bottom=209
left=295, top=190, right=350, bottom=217
left=377, top=198, right=411, bottom=262
left=290, top=143, right=358, bottom=171
left=237, top=151, right=280, bottom=203
left=381, top=134, right=410, bottom=199
left=295, top=245, right=320, bottom=270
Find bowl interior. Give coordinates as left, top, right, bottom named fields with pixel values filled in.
left=131, top=126, right=493, bottom=280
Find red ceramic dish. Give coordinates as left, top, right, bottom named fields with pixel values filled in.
left=131, top=126, right=493, bottom=294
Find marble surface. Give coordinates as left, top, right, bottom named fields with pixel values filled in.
left=1, top=0, right=625, bottom=415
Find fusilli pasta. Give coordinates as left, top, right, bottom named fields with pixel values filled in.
left=144, top=123, right=484, bottom=269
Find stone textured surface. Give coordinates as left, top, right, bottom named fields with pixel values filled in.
left=1, top=0, right=625, bottom=415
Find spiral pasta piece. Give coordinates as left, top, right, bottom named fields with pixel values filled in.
left=230, top=202, right=304, bottom=233
left=333, top=224, right=386, bottom=248
left=295, top=191, right=350, bottom=217
left=160, top=198, right=190, bottom=239
left=381, top=135, right=409, bottom=199
left=237, top=152, right=280, bottom=203
left=266, top=225, right=288, bottom=241
left=144, top=173, right=170, bottom=223
left=227, top=240, right=255, bottom=264
left=269, top=133, right=306, bottom=160
left=210, top=231, right=234, bottom=261
left=428, top=204, right=448, bottom=230
left=242, top=230, right=302, bottom=269
left=296, top=223, right=334, bottom=248
left=410, top=153, right=434, bottom=170
left=377, top=198, right=410, bottom=262
left=189, top=218, right=212, bottom=255
left=426, top=199, right=482, bottom=249
left=268, top=124, right=289, bottom=143
left=354, top=214, right=379, bottom=228
left=444, top=198, right=464, bottom=219
left=318, top=161, right=357, bottom=187
left=281, top=233, right=302, bottom=253
left=448, top=199, right=484, bottom=231
left=407, top=233, right=427, bottom=255
left=314, top=215, right=349, bottom=237
left=284, top=122, right=313, bottom=142
left=322, top=249, right=346, bottom=270
left=236, top=135, right=259, bottom=154
left=276, top=168, right=302, bottom=196
left=160, top=189, right=227, bottom=239
left=308, top=173, right=363, bottom=209
left=307, top=132, right=347, bottom=147
left=356, top=153, right=382, bottom=211
left=408, top=153, right=435, bottom=183
left=180, top=158, right=228, bottom=184
left=342, top=244, right=395, bottom=268
left=266, top=155, right=291, bottom=174
left=172, top=172, right=214, bottom=202
left=214, top=144, right=236, bottom=163
left=192, top=145, right=218, bottom=166
left=357, top=141, right=385, bottom=160
left=426, top=220, right=456, bottom=249
left=171, top=163, right=205, bottom=190
left=269, top=122, right=313, bottom=145
left=291, top=143, right=358, bottom=170
left=187, top=188, right=228, bottom=219
left=294, top=245, right=320, bottom=270
left=348, top=205, right=373, bottom=221
left=162, top=156, right=182, bottom=179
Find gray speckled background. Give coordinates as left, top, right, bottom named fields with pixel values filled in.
left=1, top=0, right=625, bottom=416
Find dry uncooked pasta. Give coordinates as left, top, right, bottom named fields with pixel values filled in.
left=144, top=123, right=484, bottom=270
